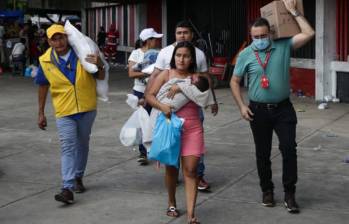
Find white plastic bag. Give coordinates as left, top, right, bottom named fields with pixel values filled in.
left=120, top=110, right=142, bottom=147
left=138, top=107, right=152, bottom=144
left=126, top=94, right=139, bottom=110
left=31, top=65, right=38, bottom=78
left=64, top=20, right=98, bottom=73
left=119, top=106, right=151, bottom=147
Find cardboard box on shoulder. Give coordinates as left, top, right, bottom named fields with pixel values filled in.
left=260, top=0, right=304, bottom=39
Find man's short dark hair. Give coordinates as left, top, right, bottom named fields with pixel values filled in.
left=175, top=20, right=193, bottom=32
left=20, top=38, right=26, bottom=44
left=251, top=17, right=270, bottom=31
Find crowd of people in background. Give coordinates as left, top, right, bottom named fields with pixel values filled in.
left=0, top=19, right=49, bottom=74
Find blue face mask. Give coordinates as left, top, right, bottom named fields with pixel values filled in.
left=253, top=37, right=270, bottom=50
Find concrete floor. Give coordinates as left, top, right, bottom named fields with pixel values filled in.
left=1, top=70, right=349, bottom=224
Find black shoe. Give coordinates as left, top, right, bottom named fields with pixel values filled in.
left=137, top=154, right=148, bottom=165
left=74, top=177, right=86, bottom=193
left=262, top=191, right=275, bottom=207
left=54, top=188, right=74, bottom=204
left=197, top=177, right=210, bottom=191
left=284, top=193, right=300, bottom=213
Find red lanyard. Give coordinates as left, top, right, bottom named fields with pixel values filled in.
left=254, top=51, right=271, bottom=72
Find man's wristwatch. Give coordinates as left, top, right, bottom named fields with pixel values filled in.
left=290, top=10, right=301, bottom=17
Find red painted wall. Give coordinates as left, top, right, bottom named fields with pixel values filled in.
left=147, top=0, right=162, bottom=33
left=336, top=0, right=349, bottom=61
left=290, top=68, right=315, bottom=96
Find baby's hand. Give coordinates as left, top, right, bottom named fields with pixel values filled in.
left=166, top=84, right=180, bottom=99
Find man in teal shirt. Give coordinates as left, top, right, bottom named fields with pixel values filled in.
left=230, top=0, right=314, bottom=213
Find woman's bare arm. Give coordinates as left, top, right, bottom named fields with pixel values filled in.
left=145, top=70, right=172, bottom=117
left=128, top=61, right=146, bottom=79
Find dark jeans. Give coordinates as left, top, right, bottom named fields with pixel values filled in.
left=133, top=90, right=151, bottom=156
left=249, top=99, right=298, bottom=194
left=12, top=55, right=26, bottom=75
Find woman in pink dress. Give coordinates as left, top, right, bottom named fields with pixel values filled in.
left=146, top=41, right=204, bottom=224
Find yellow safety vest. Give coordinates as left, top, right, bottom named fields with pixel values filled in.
left=39, top=48, right=97, bottom=118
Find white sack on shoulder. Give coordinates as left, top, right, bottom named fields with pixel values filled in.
left=64, top=20, right=98, bottom=73
left=85, top=36, right=110, bottom=102
left=96, top=51, right=110, bottom=102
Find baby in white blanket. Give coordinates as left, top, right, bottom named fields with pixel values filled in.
left=156, top=75, right=213, bottom=111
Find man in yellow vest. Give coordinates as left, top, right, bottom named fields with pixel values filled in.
left=35, top=24, right=105, bottom=204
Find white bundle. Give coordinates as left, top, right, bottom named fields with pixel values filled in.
left=64, top=20, right=98, bottom=73
left=141, top=63, right=155, bottom=75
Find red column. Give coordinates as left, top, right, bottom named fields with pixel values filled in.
left=336, top=0, right=349, bottom=61
left=147, top=0, right=162, bottom=32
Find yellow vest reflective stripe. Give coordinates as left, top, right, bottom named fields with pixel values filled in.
left=39, top=48, right=97, bottom=118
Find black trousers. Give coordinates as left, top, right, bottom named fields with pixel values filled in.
left=249, top=99, right=298, bottom=194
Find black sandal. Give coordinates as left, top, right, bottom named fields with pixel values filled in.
left=166, top=206, right=180, bottom=217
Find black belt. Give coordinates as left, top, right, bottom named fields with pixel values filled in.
left=249, top=98, right=290, bottom=110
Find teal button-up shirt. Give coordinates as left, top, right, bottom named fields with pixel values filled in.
left=233, top=38, right=293, bottom=103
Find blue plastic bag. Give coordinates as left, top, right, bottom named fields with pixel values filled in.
left=148, top=113, right=183, bottom=168
left=24, top=67, right=32, bottom=77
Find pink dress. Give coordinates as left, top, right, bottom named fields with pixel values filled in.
left=176, top=101, right=205, bottom=157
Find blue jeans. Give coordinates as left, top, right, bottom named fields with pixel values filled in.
left=197, top=108, right=205, bottom=177
left=56, top=110, right=96, bottom=189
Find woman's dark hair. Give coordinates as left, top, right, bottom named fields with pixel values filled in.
left=135, top=39, right=143, bottom=49
left=251, top=17, right=270, bottom=31
left=170, top=41, right=197, bottom=73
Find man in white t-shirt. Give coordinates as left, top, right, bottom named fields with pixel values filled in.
left=147, top=20, right=218, bottom=191
left=11, top=38, right=27, bottom=74
left=11, top=38, right=26, bottom=57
